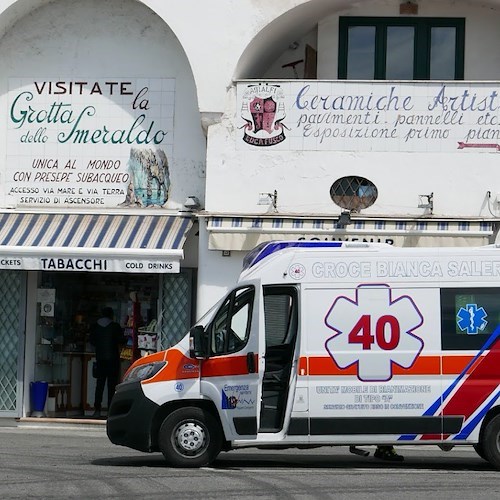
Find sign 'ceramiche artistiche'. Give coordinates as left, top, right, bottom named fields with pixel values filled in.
left=237, top=81, right=500, bottom=153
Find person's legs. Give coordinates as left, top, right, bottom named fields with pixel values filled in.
left=94, top=375, right=106, bottom=417
left=106, top=359, right=121, bottom=409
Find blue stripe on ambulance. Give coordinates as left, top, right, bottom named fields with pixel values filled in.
left=399, top=326, right=500, bottom=441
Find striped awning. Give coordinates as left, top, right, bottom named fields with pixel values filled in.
left=206, top=215, right=495, bottom=251
left=0, top=212, right=193, bottom=273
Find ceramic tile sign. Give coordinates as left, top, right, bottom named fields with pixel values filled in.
left=5, top=78, right=175, bottom=208
left=237, top=80, right=500, bottom=153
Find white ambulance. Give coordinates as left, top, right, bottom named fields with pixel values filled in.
left=107, top=241, right=500, bottom=469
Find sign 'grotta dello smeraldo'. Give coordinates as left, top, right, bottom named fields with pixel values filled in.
left=6, top=78, right=175, bottom=208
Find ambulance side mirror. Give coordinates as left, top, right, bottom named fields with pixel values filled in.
left=189, top=325, right=208, bottom=359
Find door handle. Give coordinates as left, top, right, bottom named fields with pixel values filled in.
left=247, top=352, right=256, bottom=373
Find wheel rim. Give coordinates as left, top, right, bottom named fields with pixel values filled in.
left=172, top=420, right=209, bottom=457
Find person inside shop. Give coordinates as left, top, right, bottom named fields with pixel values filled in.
left=89, top=306, right=125, bottom=418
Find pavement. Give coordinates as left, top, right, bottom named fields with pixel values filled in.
left=0, top=416, right=107, bottom=431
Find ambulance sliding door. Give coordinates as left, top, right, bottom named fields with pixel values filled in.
left=259, top=286, right=299, bottom=433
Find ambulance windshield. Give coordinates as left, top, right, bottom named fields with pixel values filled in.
left=192, top=295, right=227, bottom=329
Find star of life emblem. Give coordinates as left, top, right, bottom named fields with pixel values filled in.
left=456, top=303, right=487, bottom=334
left=324, top=285, right=424, bottom=381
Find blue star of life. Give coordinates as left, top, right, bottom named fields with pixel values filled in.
left=456, top=303, right=488, bottom=334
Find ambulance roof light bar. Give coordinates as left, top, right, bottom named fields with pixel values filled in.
left=242, top=240, right=395, bottom=271
left=241, top=241, right=388, bottom=271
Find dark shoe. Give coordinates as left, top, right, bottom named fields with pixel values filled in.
left=349, top=445, right=370, bottom=457
left=92, top=409, right=101, bottom=418
left=374, top=446, right=404, bottom=462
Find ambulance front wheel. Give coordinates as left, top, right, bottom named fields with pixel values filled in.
left=158, top=407, right=222, bottom=467
left=483, top=414, right=500, bottom=470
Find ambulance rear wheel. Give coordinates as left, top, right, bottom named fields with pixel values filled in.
left=473, top=442, right=487, bottom=461
left=158, top=407, right=222, bottom=467
left=483, top=414, right=500, bottom=470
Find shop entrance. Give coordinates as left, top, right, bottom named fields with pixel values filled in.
left=33, top=271, right=159, bottom=418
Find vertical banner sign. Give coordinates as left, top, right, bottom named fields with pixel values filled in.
left=6, top=78, right=175, bottom=208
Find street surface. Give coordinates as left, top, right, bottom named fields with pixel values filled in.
left=0, top=423, right=499, bottom=499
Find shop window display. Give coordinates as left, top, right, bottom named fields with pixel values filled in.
left=34, top=272, right=159, bottom=417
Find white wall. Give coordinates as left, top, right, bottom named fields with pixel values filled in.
left=182, top=222, right=199, bottom=269
left=145, top=0, right=314, bottom=112
left=205, top=84, right=500, bottom=218
left=2, top=0, right=500, bottom=112
left=263, top=29, right=318, bottom=80
left=206, top=122, right=500, bottom=217
left=196, top=218, right=244, bottom=317
left=203, top=0, right=500, bottom=219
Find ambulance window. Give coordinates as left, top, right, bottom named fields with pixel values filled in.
left=209, top=286, right=254, bottom=355
left=263, top=286, right=298, bottom=348
left=441, top=287, right=500, bottom=350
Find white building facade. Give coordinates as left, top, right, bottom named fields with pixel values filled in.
left=0, top=0, right=499, bottom=418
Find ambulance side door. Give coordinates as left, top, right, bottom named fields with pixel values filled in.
left=199, top=283, right=264, bottom=440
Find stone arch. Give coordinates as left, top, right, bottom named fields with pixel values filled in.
left=234, top=0, right=346, bottom=79
left=0, top=0, right=205, bottom=210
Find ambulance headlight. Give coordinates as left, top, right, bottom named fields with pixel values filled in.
left=123, top=361, right=167, bottom=383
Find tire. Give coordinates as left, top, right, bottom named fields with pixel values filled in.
left=473, top=442, right=487, bottom=461
left=158, top=407, right=222, bottom=467
left=482, top=414, right=500, bottom=470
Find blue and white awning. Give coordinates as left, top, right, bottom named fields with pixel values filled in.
left=205, top=215, right=494, bottom=251
left=0, top=212, right=193, bottom=273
